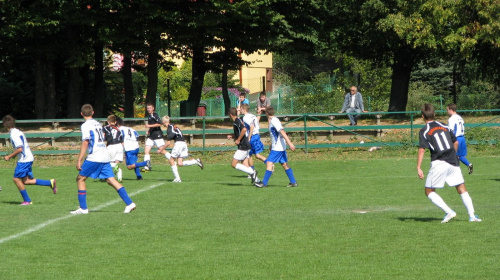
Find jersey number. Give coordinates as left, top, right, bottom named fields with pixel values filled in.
left=433, top=131, right=451, bottom=151
left=95, top=128, right=104, bottom=142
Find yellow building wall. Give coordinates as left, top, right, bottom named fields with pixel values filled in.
left=239, top=51, right=273, bottom=94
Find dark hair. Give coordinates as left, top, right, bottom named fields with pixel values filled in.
left=265, top=106, right=275, bottom=116
left=447, top=103, right=457, bottom=112
left=260, top=91, right=266, bottom=97
left=81, top=104, right=93, bottom=117
left=146, top=103, right=155, bottom=108
left=2, top=115, right=16, bottom=129
left=421, top=103, right=435, bottom=121
left=229, top=107, right=238, bottom=117
left=239, top=92, right=246, bottom=97
left=116, top=117, right=124, bottom=126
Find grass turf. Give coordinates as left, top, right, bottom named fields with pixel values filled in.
left=0, top=155, right=499, bottom=279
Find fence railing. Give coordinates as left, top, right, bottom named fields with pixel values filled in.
left=2, top=110, right=500, bottom=155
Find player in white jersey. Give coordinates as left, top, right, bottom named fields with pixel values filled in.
left=254, top=106, right=297, bottom=188
left=70, top=104, right=136, bottom=214
left=241, top=104, right=267, bottom=170
left=447, top=103, right=473, bottom=174
left=116, top=117, right=149, bottom=180
left=2, top=115, right=57, bottom=205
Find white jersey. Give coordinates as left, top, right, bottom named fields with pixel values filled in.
left=448, top=114, right=465, bottom=137
left=243, top=113, right=260, bottom=136
left=9, top=128, right=34, bottom=163
left=269, top=116, right=286, bottom=151
left=120, top=125, right=140, bottom=151
left=81, top=119, right=110, bottom=163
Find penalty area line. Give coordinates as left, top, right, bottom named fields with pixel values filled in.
left=0, top=182, right=165, bottom=245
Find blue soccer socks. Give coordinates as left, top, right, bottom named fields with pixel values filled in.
left=262, top=170, right=273, bottom=186
left=35, top=179, right=51, bottom=186
left=20, top=189, right=31, bottom=203
left=78, top=190, right=88, bottom=210
left=117, top=187, right=133, bottom=205
left=458, top=156, right=470, bottom=167
left=285, top=168, right=297, bottom=184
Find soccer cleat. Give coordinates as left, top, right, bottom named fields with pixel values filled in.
left=124, top=202, right=136, bottom=213
left=469, top=215, right=482, bottom=222
left=250, top=171, right=258, bottom=184
left=50, top=179, right=57, bottom=194
left=70, top=208, right=89, bottom=214
left=113, top=165, right=119, bottom=174
left=196, top=158, right=204, bottom=170
left=146, top=160, right=152, bottom=171
left=287, top=182, right=298, bottom=188
left=254, top=182, right=265, bottom=188
left=173, top=178, right=182, bottom=183
left=141, top=167, right=149, bottom=172
left=137, top=176, right=143, bottom=180
left=441, top=211, right=457, bottom=223
left=20, top=201, right=33, bottom=206
left=117, top=168, right=123, bottom=183
left=468, top=164, right=473, bottom=175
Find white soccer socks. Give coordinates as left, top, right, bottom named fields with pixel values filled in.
left=235, top=163, right=254, bottom=175
left=427, top=192, right=453, bottom=214
left=460, top=192, right=475, bottom=218
left=171, top=164, right=180, bottom=180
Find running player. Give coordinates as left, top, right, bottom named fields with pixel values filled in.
left=228, top=107, right=259, bottom=184
left=158, top=116, right=203, bottom=183
left=103, top=115, right=123, bottom=182
left=70, top=104, right=136, bottom=214
left=447, top=103, right=473, bottom=174
left=143, top=103, right=165, bottom=171
left=254, top=106, right=297, bottom=188
left=417, top=103, right=481, bottom=223
left=116, top=117, right=148, bottom=180
left=2, top=115, right=57, bottom=205
left=240, top=104, right=267, bottom=170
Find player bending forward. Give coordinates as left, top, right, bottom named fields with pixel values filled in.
left=116, top=117, right=149, bottom=180
left=2, top=115, right=57, bottom=205
left=158, top=116, right=203, bottom=183
left=228, top=107, right=260, bottom=184
left=254, top=106, right=297, bottom=188
left=71, top=104, right=136, bottom=214
left=417, top=104, right=481, bottom=223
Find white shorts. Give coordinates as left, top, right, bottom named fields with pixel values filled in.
left=145, top=138, right=166, bottom=148
left=171, top=141, right=189, bottom=158
left=233, top=149, right=250, bottom=161
left=425, top=160, right=464, bottom=188
left=107, top=144, right=124, bottom=162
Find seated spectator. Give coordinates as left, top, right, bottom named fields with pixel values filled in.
left=256, top=91, right=271, bottom=121
left=339, top=86, right=367, bottom=126
left=236, top=92, right=249, bottom=115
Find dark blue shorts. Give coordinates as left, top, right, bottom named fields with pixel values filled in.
left=249, top=135, right=264, bottom=156
left=456, top=136, right=467, bottom=157
left=125, top=148, right=139, bottom=165
left=14, top=162, right=34, bottom=179
left=266, top=150, right=288, bottom=164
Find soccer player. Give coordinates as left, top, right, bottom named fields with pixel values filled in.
left=2, top=115, right=57, bottom=205
left=241, top=104, right=267, bottom=169
left=158, top=116, right=203, bottom=183
left=103, top=115, right=123, bottom=182
left=417, top=103, right=481, bottom=223
left=228, top=107, right=259, bottom=184
left=71, top=104, right=136, bottom=214
left=116, top=117, right=149, bottom=180
left=254, top=106, right=297, bottom=188
left=143, top=103, right=165, bottom=171
left=447, top=103, right=473, bottom=174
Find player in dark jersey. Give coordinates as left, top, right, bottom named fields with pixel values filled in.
left=143, top=103, right=165, bottom=171
left=103, top=115, right=123, bottom=182
left=417, top=103, right=481, bottom=223
left=157, top=116, right=203, bottom=183
left=228, top=107, right=259, bottom=184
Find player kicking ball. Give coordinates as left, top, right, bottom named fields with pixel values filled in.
left=71, top=104, right=136, bottom=214
left=254, top=106, right=297, bottom=188
left=158, top=116, right=203, bottom=183
left=116, top=117, right=149, bottom=180
left=228, top=107, right=259, bottom=184
left=417, top=104, right=481, bottom=223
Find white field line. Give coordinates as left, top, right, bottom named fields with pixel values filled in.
left=0, top=182, right=165, bottom=245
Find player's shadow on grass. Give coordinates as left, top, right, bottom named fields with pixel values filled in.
left=398, top=217, right=441, bottom=222
left=2, top=201, right=25, bottom=205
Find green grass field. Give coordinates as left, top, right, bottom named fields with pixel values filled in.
left=0, top=153, right=499, bottom=279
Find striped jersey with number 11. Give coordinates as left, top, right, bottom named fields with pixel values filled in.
left=418, top=121, right=459, bottom=166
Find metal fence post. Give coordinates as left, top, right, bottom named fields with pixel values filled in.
left=410, top=113, right=414, bottom=144
left=303, top=115, right=308, bottom=154
left=202, top=117, right=206, bottom=155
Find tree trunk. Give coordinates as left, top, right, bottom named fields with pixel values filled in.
left=123, top=51, right=135, bottom=118
left=45, top=61, right=57, bottom=118
left=222, top=62, right=230, bottom=116
left=183, top=46, right=206, bottom=117
left=67, top=67, right=81, bottom=118
left=93, top=42, right=105, bottom=117
left=34, top=57, right=45, bottom=119
left=388, top=47, right=414, bottom=112
left=81, top=65, right=91, bottom=105
left=146, top=39, right=159, bottom=107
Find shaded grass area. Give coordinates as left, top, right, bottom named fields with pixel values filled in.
left=0, top=156, right=499, bottom=279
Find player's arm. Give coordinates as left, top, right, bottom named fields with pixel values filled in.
left=417, top=147, right=426, bottom=179
left=248, top=124, right=254, bottom=142
left=235, top=127, right=246, bottom=145
left=77, top=140, right=89, bottom=171
left=453, top=140, right=458, bottom=152
left=4, top=147, right=22, bottom=161
left=280, top=129, right=295, bottom=151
